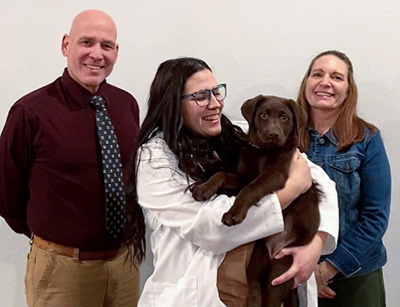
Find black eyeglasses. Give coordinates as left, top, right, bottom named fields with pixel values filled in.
left=181, top=83, right=227, bottom=107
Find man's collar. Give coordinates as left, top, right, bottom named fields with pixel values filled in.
left=60, top=68, right=109, bottom=108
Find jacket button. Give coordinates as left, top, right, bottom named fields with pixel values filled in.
left=319, top=138, right=325, bottom=145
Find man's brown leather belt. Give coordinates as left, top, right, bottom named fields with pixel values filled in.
left=33, top=235, right=121, bottom=261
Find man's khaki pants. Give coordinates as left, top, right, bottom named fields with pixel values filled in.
left=25, top=243, right=139, bottom=307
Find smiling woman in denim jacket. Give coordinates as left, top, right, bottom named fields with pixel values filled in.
left=296, top=50, right=391, bottom=307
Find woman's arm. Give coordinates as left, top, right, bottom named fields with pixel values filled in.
left=137, top=137, right=311, bottom=255
left=314, top=132, right=391, bottom=298
left=271, top=153, right=339, bottom=286
left=307, top=152, right=339, bottom=254
left=322, top=132, right=391, bottom=276
left=276, top=149, right=313, bottom=210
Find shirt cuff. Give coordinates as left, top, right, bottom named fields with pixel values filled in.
left=325, top=244, right=361, bottom=277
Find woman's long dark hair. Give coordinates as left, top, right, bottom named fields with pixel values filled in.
left=124, top=58, right=245, bottom=261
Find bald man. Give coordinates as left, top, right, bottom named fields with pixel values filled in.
left=0, top=10, right=143, bottom=307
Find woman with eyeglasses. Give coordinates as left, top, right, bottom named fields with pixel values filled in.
left=126, top=57, right=338, bottom=307
left=296, top=50, right=391, bottom=307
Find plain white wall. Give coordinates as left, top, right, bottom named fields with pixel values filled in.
left=1, top=1, right=399, bottom=306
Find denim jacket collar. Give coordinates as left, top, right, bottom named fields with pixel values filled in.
left=307, top=126, right=339, bottom=146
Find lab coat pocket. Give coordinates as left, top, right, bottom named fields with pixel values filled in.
left=151, top=275, right=198, bottom=307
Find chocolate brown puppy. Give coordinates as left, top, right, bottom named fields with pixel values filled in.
left=193, top=95, right=320, bottom=307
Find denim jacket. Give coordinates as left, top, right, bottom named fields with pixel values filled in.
left=307, top=127, right=391, bottom=278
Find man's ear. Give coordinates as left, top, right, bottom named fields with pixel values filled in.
left=114, top=43, right=119, bottom=62
left=61, top=34, right=70, bottom=57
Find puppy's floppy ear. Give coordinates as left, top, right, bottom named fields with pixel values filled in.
left=286, top=99, right=308, bottom=149
left=241, top=95, right=265, bottom=124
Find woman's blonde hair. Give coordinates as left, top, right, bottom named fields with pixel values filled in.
left=296, top=50, right=377, bottom=151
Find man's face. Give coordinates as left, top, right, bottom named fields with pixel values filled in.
left=62, top=11, right=118, bottom=93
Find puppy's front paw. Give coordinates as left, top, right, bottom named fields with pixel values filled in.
left=221, top=209, right=246, bottom=226
left=192, top=183, right=217, bottom=201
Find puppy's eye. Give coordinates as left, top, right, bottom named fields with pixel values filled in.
left=260, top=112, right=268, bottom=120
left=280, top=114, right=289, bottom=122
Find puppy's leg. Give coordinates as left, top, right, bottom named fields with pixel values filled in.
left=192, top=172, right=240, bottom=201
left=283, top=290, right=299, bottom=307
left=262, top=255, right=294, bottom=307
left=247, top=239, right=268, bottom=307
left=221, top=171, right=287, bottom=226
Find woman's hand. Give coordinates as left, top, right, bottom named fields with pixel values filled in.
left=276, top=150, right=312, bottom=210
left=315, top=261, right=339, bottom=299
left=271, top=232, right=327, bottom=288
left=287, top=150, right=312, bottom=195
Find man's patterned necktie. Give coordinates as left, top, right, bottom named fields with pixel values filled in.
left=90, top=95, right=126, bottom=238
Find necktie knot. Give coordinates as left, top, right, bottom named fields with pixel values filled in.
left=90, top=95, right=106, bottom=111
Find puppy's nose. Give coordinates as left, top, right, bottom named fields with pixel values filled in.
left=268, top=132, right=279, bottom=138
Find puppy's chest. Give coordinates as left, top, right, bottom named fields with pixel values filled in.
left=237, top=148, right=291, bottom=181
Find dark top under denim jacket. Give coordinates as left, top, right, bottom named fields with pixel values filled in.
left=307, top=127, right=391, bottom=278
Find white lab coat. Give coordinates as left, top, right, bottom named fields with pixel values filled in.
left=137, top=133, right=338, bottom=307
